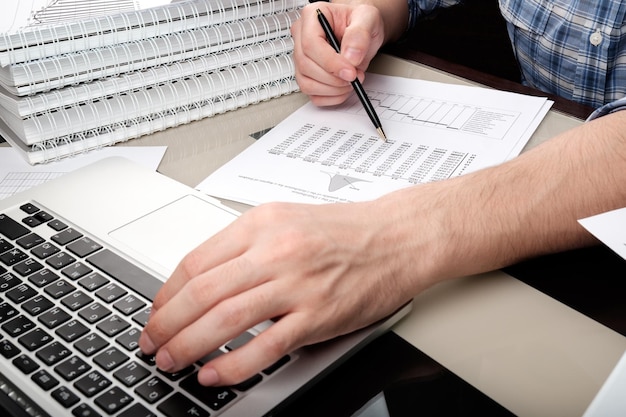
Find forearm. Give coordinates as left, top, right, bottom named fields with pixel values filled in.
left=374, top=111, right=626, bottom=291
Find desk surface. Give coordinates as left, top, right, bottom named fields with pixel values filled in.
left=6, top=53, right=625, bottom=417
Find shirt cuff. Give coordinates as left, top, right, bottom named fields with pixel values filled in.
left=587, top=97, right=626, bottom=121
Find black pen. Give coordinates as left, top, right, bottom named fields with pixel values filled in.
left=316, top=8, right=387, bottom=142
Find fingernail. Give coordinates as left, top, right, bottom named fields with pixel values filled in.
left=138, top=332, right=155, bottom=354
left=344, top=47, right=362, bottom=64
left=198, top=367, right=220, bottom=386
left=338, top=68, right=353, bottom=82
left=156, top=349, right=174, bottom=372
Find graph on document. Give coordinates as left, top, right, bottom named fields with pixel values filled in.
left=267, top=90, right=525, bottom=188
left=268, top=123, right=476, bottom=187
left=350, top=89, right=521, bottom=140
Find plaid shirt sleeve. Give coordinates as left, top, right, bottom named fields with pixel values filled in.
left=587, top=97, right=626, bottom=121
left=499, top=0, right=626, bottom=109
left=406, top=0, right=462, bottom=31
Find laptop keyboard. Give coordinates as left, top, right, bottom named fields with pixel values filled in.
left=0, top=201, right=291, bottom=417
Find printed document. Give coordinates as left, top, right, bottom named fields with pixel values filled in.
left=198, top=73, right=552, bottom=205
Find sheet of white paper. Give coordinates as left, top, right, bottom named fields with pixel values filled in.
left=579, top=207, right=626, bottom=260
left=197, top=73, right=552, bottom=205
left=2, top=1, right=171, bottom=33
left=0, top=146, right=166, bottom=200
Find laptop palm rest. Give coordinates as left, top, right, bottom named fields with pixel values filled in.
left=109, top=194, right=238, bottom=274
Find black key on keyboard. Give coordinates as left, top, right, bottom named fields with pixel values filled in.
left=87, top=249, right=161, bottom=301
left=18, top=327, right=52, bottom=351
left=6, top=283, right=37, bottom=303
left=74, top=370, right=111, bottom=397
left=71, top=403, right=101, bottom=417
left=113, top=295, right=146, bottom=316
left=67, top=237, right=103, bottom=258
left=22, top=217, right=42, bottom=228
left=47, top=219, right=67, bottom=232
left=157, top=392, right=210, bottom=417
left=46, top=252, right=76, bottom=270
left=52, top=228, right=83, bottom=246
left=19, top=203, right=39, bottom=215
left=0, top=302, right=19, bottom=323
left=3, top=315, right=35, bottom=337
left=36, top=341, right=72, bottom=366
left=93, top=347, right=129, bottom=371
left=0, top=238, right=13, bottom=253
left=118, top=403, right=155, bottom=417
left=94, top=387, right=133, bottom=414
left=13, top=354, right=40, bottom=374
left=14, top=258, right=44, bottom=276
left=55, top=356, right=92, bottom=381
left=56, top=319, right=89, bottom=342
left=0, top=214, right=29, bottom=240
left=16, top=233, right=44, bottom=249
left=113, top=361, right=150, bottom=387
left=28, top=269, right=59, bottom=287
left=0, top=272, right=20, bottom=292
left=75, top=333, right=108, bottom=356
left=97, top=315, right=130, bottom=337
left=62, top=290, right=94, bottom=311
left=78, top=302, right=111, bottom=324
left=263, top=355, right=291, bottom=375
left=31, top=369, right=59, bottom=391
left=0, top=339, right=20, bottom=359
left=44, top=279, right=76, bottom=299
left=115, top=328, right=141, bottom=351
left=180, top=373, right=237, bottom=411
left=52, top=385, right=80, bottom=408
left=95, top=283, right=127, bottom=303
left=78, top=272, right=109, bottom=291
left=1, top=248, right=28, bottom=266
left=23, top=295, right=54, bottom=316
left=32, top=242, right=60, bottom=259
left=38, top=307, right=72, bottom=329
left=135, top=376, right=173, bottom=404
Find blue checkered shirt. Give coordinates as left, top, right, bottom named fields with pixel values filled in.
left=407, top=0, right=626, bottom=118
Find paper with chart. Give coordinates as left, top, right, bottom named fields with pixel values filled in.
left=198, top=73, right=552, bottom=205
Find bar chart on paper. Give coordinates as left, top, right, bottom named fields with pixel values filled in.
left=268, top=123, right=477, bottom=186
left=198, top=73, right=552, bottom=206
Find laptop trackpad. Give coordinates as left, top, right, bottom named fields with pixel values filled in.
left=109, top=195, right=238, bottom=274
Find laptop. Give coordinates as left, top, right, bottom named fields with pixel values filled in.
left=0, top=156, right=411, bottom=417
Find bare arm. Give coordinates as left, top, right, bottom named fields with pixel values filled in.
left=139, top=110, right=626, bottom=386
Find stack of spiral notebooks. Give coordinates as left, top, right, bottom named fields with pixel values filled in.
left=0, top=0, right=305, bottom=164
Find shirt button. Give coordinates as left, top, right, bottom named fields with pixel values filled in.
left=590, top=30, right=603, bottom=46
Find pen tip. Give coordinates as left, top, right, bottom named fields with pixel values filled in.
left=377, top=127, right=387, bottom=142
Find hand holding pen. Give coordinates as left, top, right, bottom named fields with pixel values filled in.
left=315, top=8, right=387, bottom=142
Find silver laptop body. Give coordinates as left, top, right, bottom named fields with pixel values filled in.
left=0, top=156, right=411, bottom=417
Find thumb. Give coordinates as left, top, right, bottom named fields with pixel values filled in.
left=340, top=5, right=385, bottom=70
